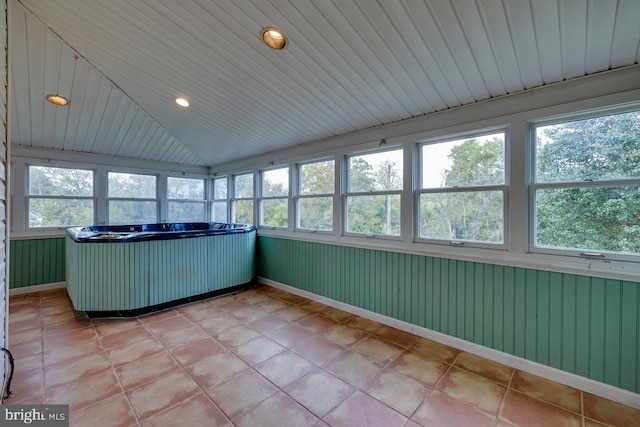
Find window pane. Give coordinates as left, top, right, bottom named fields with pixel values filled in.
left=261, top=198, right=288, bottom=227
left=212, top=201, right=228, bottom=222
left=419, top=191, right=503, bottom=242
left=167, top=177, right=204, bottom=200
left=28, top=198, right=93, bottom=228
left=535, top=186, right=639, bottom=254
left=234, top=174, right=253, bottom=198
left=168, top=201, right=205, bottom=222
left=108, top=172, right=156, bottom=198
left=536, top=111, right=640, bottom=183
left=263, top=168, right=288, bottom=197
left=422, top=133, right=505, bottom=188
left=349, top=150, right=403, bottom=192
left=29, top=166, right=93, bottom=196
left=300, top=161, right=334, bottom=195
left=109, top=200, right=157, bottom=225
left=298, top=197, right=333, bottom=231
left=346, top=194, right=401, bottom=236
left=213, top=177, right=227, bottom=200
left=233, top=200, right=253, bottom=224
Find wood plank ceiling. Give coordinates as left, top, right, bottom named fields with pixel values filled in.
left=10, top=0, right=640, bottom=167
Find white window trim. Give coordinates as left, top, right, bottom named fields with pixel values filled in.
left=294, top=158, right=336, bottom=234
left=107, top=171, right=159, bottom=225
left=25, top=163, right=96, bottom=231
left=528, top=107, right=640, bottom=263
left=258, top=166, right=290, bottom=229
left=343, top=146, right=404, bottom=239
left=415, top=128, right=509, bottom=250
left=230, top=172, right=254, bottom=225
left=211, top=175, right=229, bottom=223
left=166, top=176, right=206, bottom=223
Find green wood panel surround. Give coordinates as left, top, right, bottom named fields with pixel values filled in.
left=66, top=232, right=256, bottom=312
left=257, top=236, right=640, bottom=394
left=10, top=238, right=65, bottom=288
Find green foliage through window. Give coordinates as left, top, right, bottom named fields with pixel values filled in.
left=419, top=133, right=506, bottom=243
left=298, top=160, right=335, bottom=231
left=107, top=172, right=157, bottom=224
left=261, top=168, right=288, bottom=227
left=347, top=150, right=402, bottom=236
left=534, top=111, right=640, bottom=254
left=28, top=166, right=94, bottom=228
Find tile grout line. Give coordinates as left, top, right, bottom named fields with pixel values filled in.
left=494, top=366, right=516, bottom=426
left=130, top=310, right=234, bottom=425
left=94, top=319, right=142, bottom=427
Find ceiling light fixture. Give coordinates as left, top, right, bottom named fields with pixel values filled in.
left=175, top=97, right=190, bottom=107
left=261, top=27, right=287, bottom=50
left=46, top=94, right=69, bottom=106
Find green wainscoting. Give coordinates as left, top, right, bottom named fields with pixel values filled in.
left=257, top=236, right=640, bottom=394
left=10, top=238, right=65, bottom=289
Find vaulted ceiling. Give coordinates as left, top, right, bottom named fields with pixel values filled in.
left=10, top=0, right=640, bottom=167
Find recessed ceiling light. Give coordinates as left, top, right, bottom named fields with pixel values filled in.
left=46, top=94, right=69, bottom=106
left=175, top=97, right=190, bottom=107
left=261, top=27, right=287, bottom=50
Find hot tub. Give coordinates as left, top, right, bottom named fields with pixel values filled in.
left=65, top=222, right=256, bottom=316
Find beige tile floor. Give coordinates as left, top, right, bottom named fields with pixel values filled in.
left=7, top=284, right=640, bottom=426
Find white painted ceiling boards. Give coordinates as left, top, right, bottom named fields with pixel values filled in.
left=10, top=0, right=640, bottom=167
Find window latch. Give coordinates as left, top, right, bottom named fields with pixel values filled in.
left=449, top=240, right=464, bottom=246
left=580, top=252, right=605, bottom=259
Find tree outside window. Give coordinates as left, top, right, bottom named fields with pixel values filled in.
left=28, top=165, right=94, bottom=228
left=419, top=133, right=506, bottom=244
left=260, top=167, right=289, bottom=227
left=167, top=177, right=205, bottom=222
left=298, top=160, right=334, bottom=231
left=108, top=172, right=157, bottom=225
left=533, top=110, right=640, bottom=256
left=346, top=149, right=402, bottom=236
left=232, top=173, right=253, bottom=224
left=212, top=177, right=228, bottom=222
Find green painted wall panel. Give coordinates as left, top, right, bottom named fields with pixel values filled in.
left=548, top=272, right=563, bottom=370
left=257, top=236, right=640, bottom=394
left=620, top=281, right=639, bottom=392
left=561, top=275, right=577, bottom=373
left=10, top=238, right=66, bottom=288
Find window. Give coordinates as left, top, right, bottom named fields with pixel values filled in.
left=167, top=177, right=205, bottom=222
left=260, top=167, right=288, bottom=227
left=532, top=110, right=640, bottom=259
left=231, top=173, right=253, bottom=224
left=297, top=160, right=334, bottom=231
left=211, top=177, right=228, bottom=222
left=27, top=165, right=94, bottom=228
left=108, top=172, right=157, bottom=225
left=418, top=131, right=506, bottom=245
left=346, top=149, right=402, bottom=236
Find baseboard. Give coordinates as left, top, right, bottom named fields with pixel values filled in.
left=259, top=277, right=640, bottom=410
left=9, top=282, right=66, bottom=296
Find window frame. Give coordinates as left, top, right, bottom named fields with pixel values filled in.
left=166, top=176, right=206, bottom=223
left=26, top=164, right=96, bottom=230
left=211, top=176, right=229, bottom=223
left=258, top=166, right=290, bottom=229
left=107, top=171, right=159, bottom=225
left=415, top=129, right=509, bottom=250
left=343, top=146, right=404, bottom=239
left=295, top=158, right=336, bottom=233
left=529, top=108, right=640, bottom=263
left=230, top=172, right=254, bottom=225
